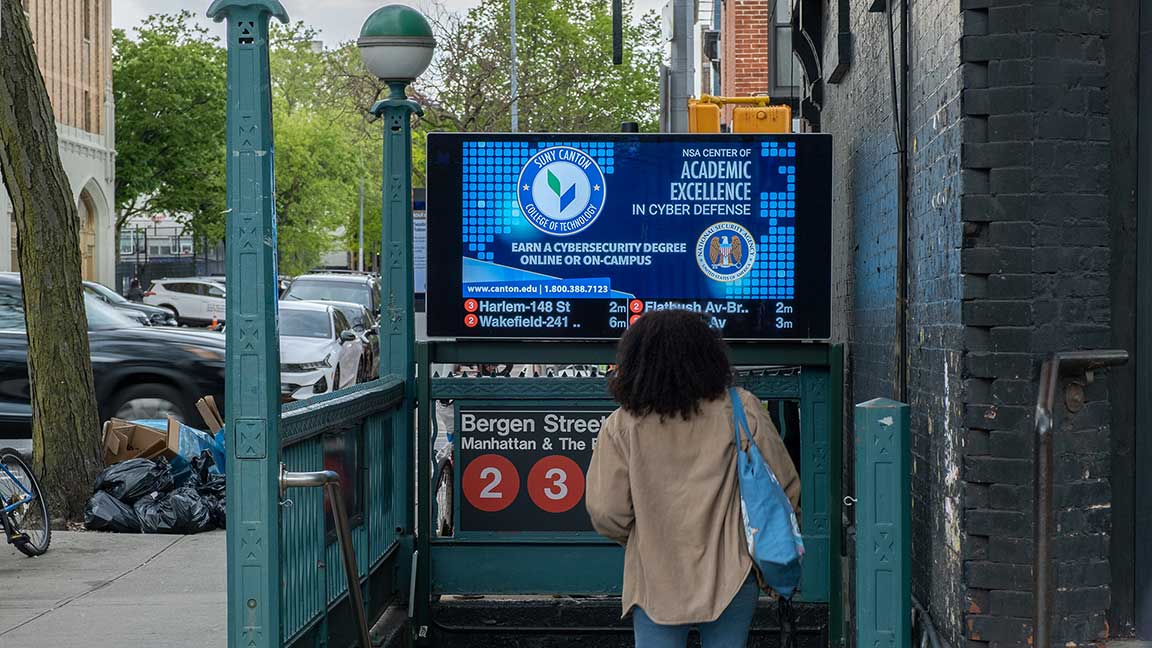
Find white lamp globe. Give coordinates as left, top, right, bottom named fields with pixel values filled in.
left=357, top=5, right=436, bottom=81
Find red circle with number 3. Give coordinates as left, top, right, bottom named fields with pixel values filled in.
left=527, top=455, right=586, bottom=513
left=462, top=455, right=519, bottom=512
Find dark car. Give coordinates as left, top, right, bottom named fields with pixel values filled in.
left=282, top=273, right=381, bottom=320
left=83, top=280, right=178, bottom=326
left=0, top=275, right=226, bottom=452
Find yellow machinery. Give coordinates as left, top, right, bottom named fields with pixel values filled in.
left=688, top=95, right=793, bottom=133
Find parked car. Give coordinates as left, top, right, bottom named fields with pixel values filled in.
left=0, top=274, right=226, bottom=453
left=83, top=281, right=178, bottom=326
left=324, top=300, right=379, bottom=381
left=143, top=278, right=226, bottom=326
left=282, top=273, right=380, bottom=320
left=279, top=301, right=364, bottom=401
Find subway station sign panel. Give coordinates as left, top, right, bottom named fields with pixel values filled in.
left=457, top=404, right=613, bottom=533
left=426, top=133, right=832, bottom=340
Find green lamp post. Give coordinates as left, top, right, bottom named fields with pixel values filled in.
left=357, top=6, right=435, bottom=638
left=205, top=1, right=288, bottom=648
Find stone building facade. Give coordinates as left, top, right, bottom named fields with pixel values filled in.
left=0, top=0, right=116, bottom=285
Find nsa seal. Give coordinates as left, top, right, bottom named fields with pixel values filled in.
left=517, top=146, right=606, bottom=236
left=696, top=222, right=757, bottom=282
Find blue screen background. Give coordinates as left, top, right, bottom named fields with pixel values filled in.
left=460, top=139, right=799, bottom=301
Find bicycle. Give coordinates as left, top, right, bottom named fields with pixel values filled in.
left=1, top=448, right=51, bottom=557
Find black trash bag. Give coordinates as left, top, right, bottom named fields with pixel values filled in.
left=83, top=491, right=141, bottom=533
left=189, top=450, right=216, bottom=485
left=187, top=450, right=226, bottom=528
left=92, top=458, right=174, bottom=504
left=133, top=486, right=215, bottom=534
left=196, top=474, right=226, bottom=499
left=202, top=494, right=226, bottom=529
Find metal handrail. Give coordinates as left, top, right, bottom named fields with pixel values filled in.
left=1033, top=350, right=1128, bottom=648
left=280, top=466, right=373, bottom=648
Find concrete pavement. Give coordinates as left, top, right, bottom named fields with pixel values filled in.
left=0, top=530, right=225, bottom=647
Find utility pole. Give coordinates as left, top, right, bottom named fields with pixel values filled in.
left=358, top=177, right=365, bottom=271
left=667, top=0, right=692, bottom=132
left=510, top=0, right=519, bottom=131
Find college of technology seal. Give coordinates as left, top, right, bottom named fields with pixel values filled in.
left=696, top=222, right=757, bottom=282
left=517, top=146, right=606, bottom=236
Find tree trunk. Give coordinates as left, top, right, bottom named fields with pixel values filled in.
left=0, top=0, right=103, bottom=522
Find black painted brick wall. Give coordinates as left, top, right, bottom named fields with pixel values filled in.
left=959, top=0, right=1114, bottom=645
left=820, top=0, right=1122, bottom=646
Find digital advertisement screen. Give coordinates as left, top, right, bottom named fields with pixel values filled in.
left=426, top=133, right=831, bottom=340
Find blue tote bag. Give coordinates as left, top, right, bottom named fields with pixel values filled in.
left=730, top=387, right=804, bottom=598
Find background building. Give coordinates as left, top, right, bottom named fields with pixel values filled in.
left=116, top=213, right=224, bottom=292
left=719, top=0, right=802, bottom=116
left=0, top=0, right=116, bottom=286
left=664, top=0, right=808, bottom=130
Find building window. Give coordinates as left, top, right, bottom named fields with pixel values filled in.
left=83, top=91, right=92, bottom=132
left=83, top=0, right=92, bottom=41
left=119, top=232, right=136, bottom=257
left=770, top=0, right=803, bottom=93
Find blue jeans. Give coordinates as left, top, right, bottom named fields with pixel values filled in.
left=633, top=576, right=760, bottom=648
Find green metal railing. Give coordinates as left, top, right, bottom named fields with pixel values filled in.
left=415, top=341, right=844, bottom=645
left=278, top=379, right=408, bottom=647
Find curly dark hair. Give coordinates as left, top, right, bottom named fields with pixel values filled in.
left=608, top=309, right=731, bottom=420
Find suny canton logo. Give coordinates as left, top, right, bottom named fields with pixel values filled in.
left=517, top=146, right=606, bottom=236
left=696, top=222, right=757, bottom=282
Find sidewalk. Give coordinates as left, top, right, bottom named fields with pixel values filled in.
left=0, top=531, right=225, bottom=647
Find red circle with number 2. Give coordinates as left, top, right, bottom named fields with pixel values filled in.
left=527, top=455, right=586, bottom=513
left=462, top=455, right=520, bottom=512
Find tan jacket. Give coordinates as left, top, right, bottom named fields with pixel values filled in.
left=586, top=387, right=801, bottom=625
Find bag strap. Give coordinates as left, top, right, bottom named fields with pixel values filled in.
left=730, top=387, right=752, bottom=452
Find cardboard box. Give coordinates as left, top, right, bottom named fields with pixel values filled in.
left=195, top=396, right=224, bottom=433
left=101, top=418, right=180, bottom=465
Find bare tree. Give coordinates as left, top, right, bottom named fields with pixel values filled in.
left=0, top=0, right=103, bottom=521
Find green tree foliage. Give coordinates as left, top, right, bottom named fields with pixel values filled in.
left=326, top=0, right=663, bottom=258
left=268, top=22, right=373, bottom=274
left=113, top=12, right=226, bottom=240
left=115, top=0, right=661, bottom=271
left=417, top=0, right=662, bottom=134
left=114, top=16, right=374, bottom=274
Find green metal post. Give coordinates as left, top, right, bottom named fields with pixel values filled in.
left=799, top=366, right=832, bottom=603
left=370, top=81, right=421, bottom=632
left=829, top=343, right=844, bottom=648
left=414, top=342, right=432, bottom=641
left=206, top=2, right=288, bottom=647
left=854, top=397, right=911, bottom=648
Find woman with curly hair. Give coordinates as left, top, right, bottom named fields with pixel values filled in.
left=586, top=309, right=800, bottom=647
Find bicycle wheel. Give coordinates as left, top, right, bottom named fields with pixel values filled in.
left=1, top=450, right=51, bottom=557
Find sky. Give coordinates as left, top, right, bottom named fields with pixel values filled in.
left=112, top=0, right=666, bottom=46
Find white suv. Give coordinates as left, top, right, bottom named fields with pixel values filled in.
left=144, top=278, right=227, bottom=326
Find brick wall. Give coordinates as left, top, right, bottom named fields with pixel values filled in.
left=959, top=1, right=1116, bottom=645
left=25, top=0, right=110, bottom=135
left=720, top=0, right=769, bottom=120
left=906, top=0, right=967, bottom=640
left=819, top=0, right=1128, bottom=645
left=819, top=0, right=966, bottom=641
